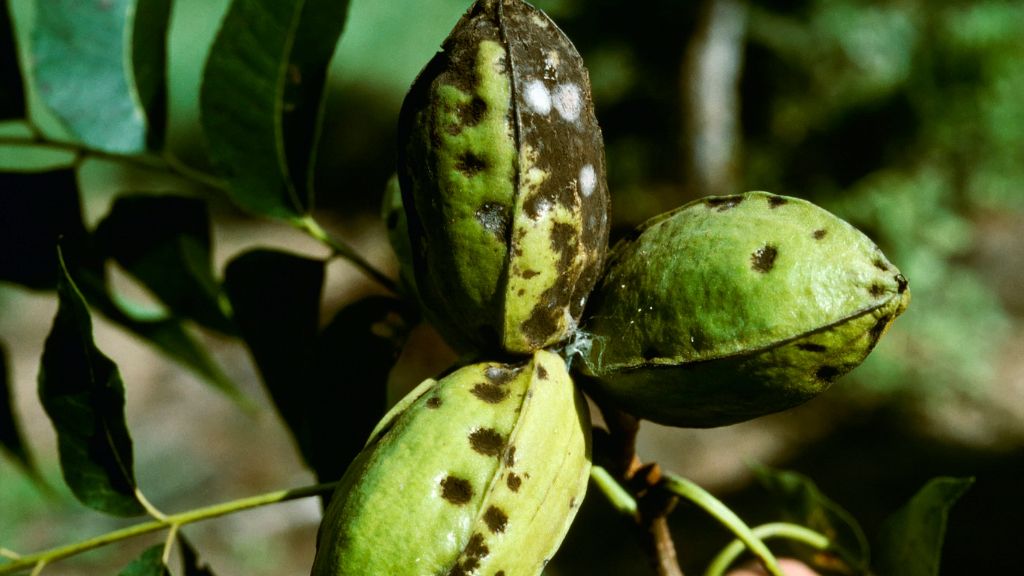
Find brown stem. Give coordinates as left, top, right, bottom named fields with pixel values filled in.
left=646, top=517, right=685, bottom=576
left=594, top=398, right=685, bottom=576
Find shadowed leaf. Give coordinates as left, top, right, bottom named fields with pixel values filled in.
left=0, top=340, right=39, bottom=477
left=754, top=465, right=871, bottom=573
left=1, top=0, right=24, bottom=120
left=223, top=248, right=323, bottom=464
left=199, top=0, right=350, bottom=218
left=875, top=476, right=973, bottom=576
left=31, top=0, right=171, bottom=153
left=95, top=194, right=234, bottom=334
left=179, top=533, right=216, bottom=576
left=308, top=296, right=411, bottom=483
left=118, top=545, right=170, bottom=576
left=38, top=253, right=144, bottom=516
left=0, top=169, right=96, bottom=290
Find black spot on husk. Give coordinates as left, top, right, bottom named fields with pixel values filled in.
left=456, top=152, right=488, bottom=176
left=816, top=366, right=841, bottom=383
left=472, top=382, right=509, bottom=404
left=797, top=343, right=827, bottom=353
left=441, top=476, right=473, bottom=505
left=706, top=196, right=744, bottom=211
left=751, top=245, right=778, bottom=273
left=484, top=506, right=509, bottom=533
left=768, top=195, right=788, bottom=208
left=813, top=229, right=827, bottom=240
left=469, top=428, right=505, bottom=456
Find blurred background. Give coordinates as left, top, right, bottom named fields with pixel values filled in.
left=2, top=0, right=1023, bottom=573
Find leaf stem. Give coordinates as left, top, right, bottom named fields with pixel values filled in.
left=591, top=465, right=639, bottom=517
left=704, top=523, right=831, bottom=576
left=0, top=134, right=228, bottom=191
left=661, top=473, right=784, bottom=576
left=0, top=481, right=338, bottom=575
left=294, top=216, right=398, bottom=293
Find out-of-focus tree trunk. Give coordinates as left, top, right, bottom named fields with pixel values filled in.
left=682, top=0, right=749, bottom=198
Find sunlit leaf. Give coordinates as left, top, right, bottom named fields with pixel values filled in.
left=223, top=249, right=324, bottom=463
left=32, top=0, right=171, bottom=153
left=874, top=476, right=973, bottom=576
left=38, top=252, right=144, bottom=516
left=0, top=169, right=97, bottom=290
left=753, top=465, right=871, bottom=574
left=118, top=544, right=170, bottom=576
left=95, top=194, right=234, bottom=334
left=308, top=296, right=411, bottom=482
left=0, top=339, right=39, bottom=477
left=1, top=0, right=24, bottom=120
left=199, top=0, right=350, bottom=218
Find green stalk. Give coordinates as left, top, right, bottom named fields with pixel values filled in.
left=590, top=465, right=639, bottom=518
left=661, top=473, right=784, bottom=576
left=293, top=216, right=399, bottom=293
left=704, top=522, right=831, bottom=576
left=0, top=482, right=337, bottom=575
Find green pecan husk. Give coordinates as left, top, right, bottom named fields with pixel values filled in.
left=577, top=191, right=910, bottom=427
left=398, top=0, right=609, bottom=355
left=311, top=350, right=591, bottom=576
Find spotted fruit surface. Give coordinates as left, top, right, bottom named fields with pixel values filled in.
left=311, top=350, right=591, bottom=576
left=577, top=191, right=910, bottom=427
left=398, top=0, right=609, bottom=355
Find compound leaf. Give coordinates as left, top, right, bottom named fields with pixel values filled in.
left=1, top=0, right=24, bottom=120
left=874, top=476, right=973, bottom=576
left=307, top=296, right=411, bottom=482
left=118, top=545, right=170, bottom=576
left=223, top=248, right=323, bottom=464
left=199, top=0, right=350, bottom=218
left=0, top=339, right=39, bottom=477
left=0, top=169, right=97, bottom=290
left=754, top=465, right=871, bottom=573
left=178, top=533, right=217, bottom=576
left=95, top=194, right=233, bottom=334
left=31, top=0, right=171, bottom=153
left=38, top=252, right=144, bottom=516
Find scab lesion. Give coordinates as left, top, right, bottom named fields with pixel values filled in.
left=750, top=244, right=778, bottom=273
left=469, top=428, right=506, bottom=456
left=705, top=196, right=744, bottom=212
left=441, top=475, right=474, bottom=505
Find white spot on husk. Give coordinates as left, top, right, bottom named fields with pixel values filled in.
left=553, top=83, right=582, bottom=121
left=525, top=80, right=551, bottom=115
left=579, top=164, right=596, bottom=197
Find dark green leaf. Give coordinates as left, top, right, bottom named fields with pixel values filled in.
left=308, top=296, right=411, bottom=483
left=0, top=169, right=98, bottom=290
left=874, top=476, right=973, bottom=576
left=178, top=533, right=216, bottom=576
left=131, top=0, right=173, bottom=149
left=223, top=249, right=324, bottom=463
left=199, top=0, right=350, bottom=218
left=38, top=253, right=144, bottom=516
left=753, top=465, right=870, bottom=573
left=95, top=194, right=234, bottom=334
left=0, top=339, right=39, bottom=477
left=118, top=544, right=170, bottom=576
left=32, top=0, right=170, bottom=153
left=72, top=272, right=242, bottom=403
left=0, top=0, right=25, bottom=120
